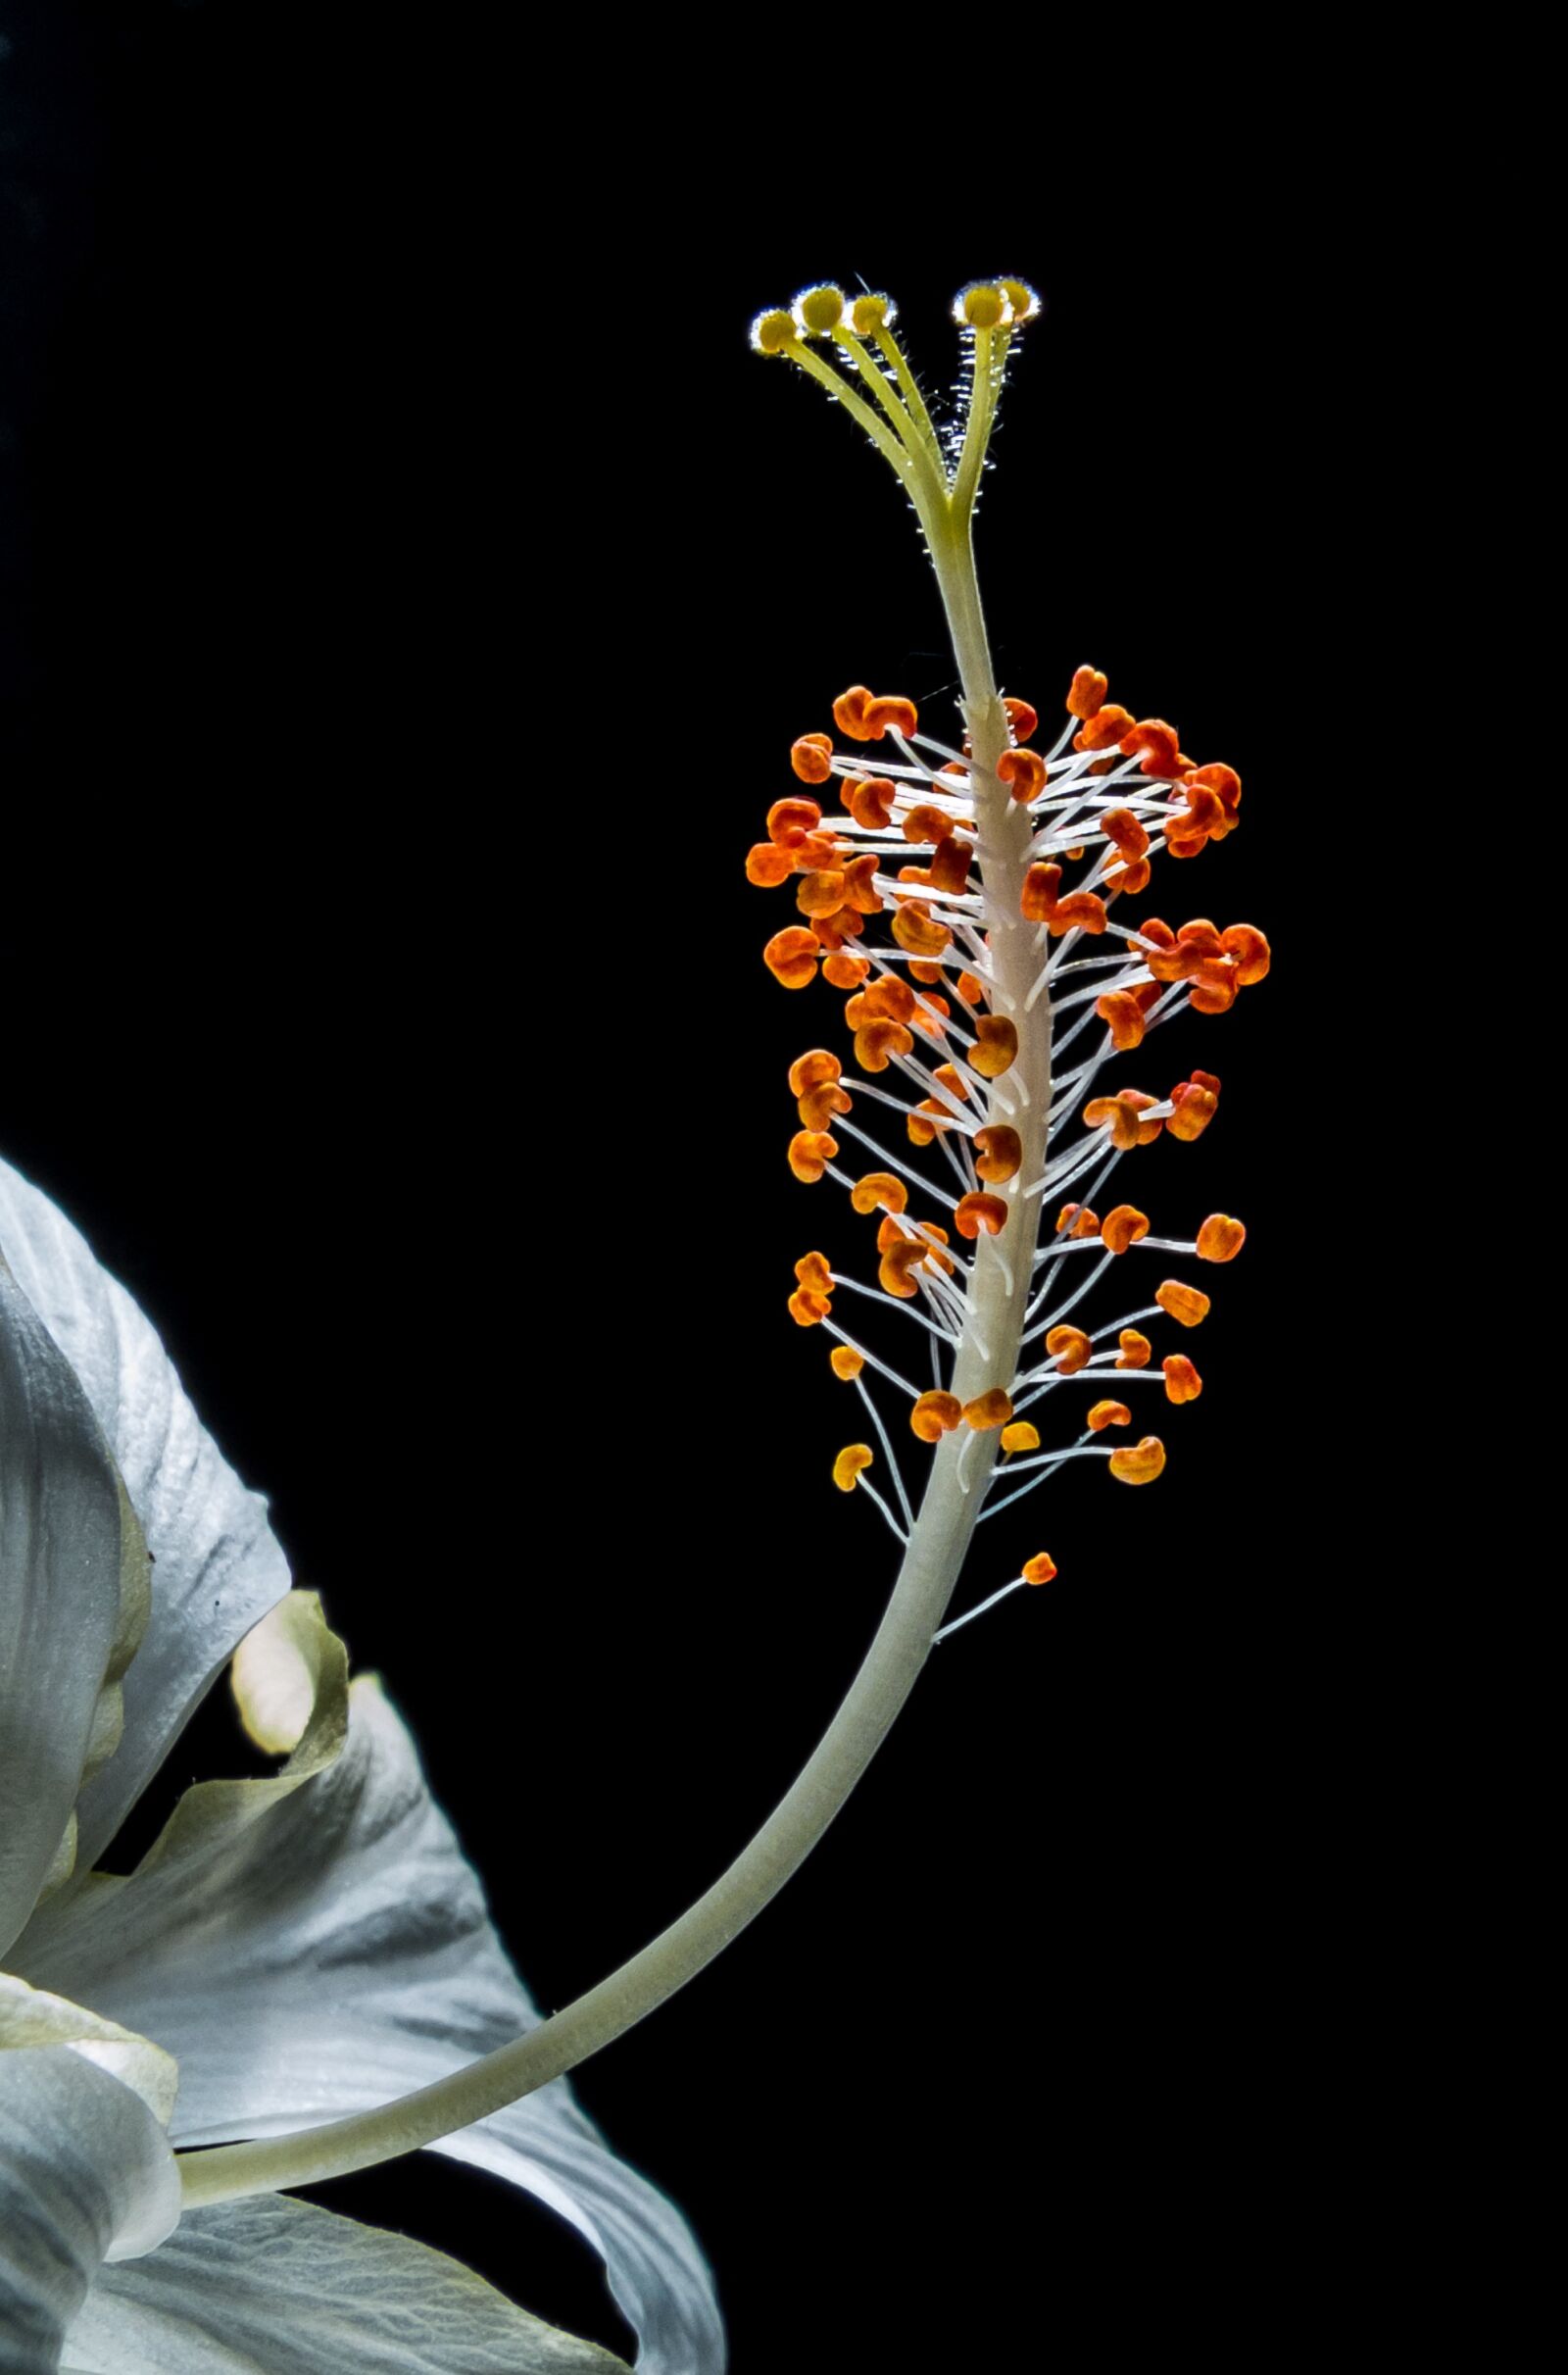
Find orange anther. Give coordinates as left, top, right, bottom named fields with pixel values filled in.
left=796, top=867, right=848, bottom=918
left=830, top=1345, right=864, bottom=1380
left=746, top=842, right=794, bottom=887
left=822, top=951, right=870, bottom=990
left=864, top=694, right=918, bottom=739
left=931, top=1062, right=969, bottom=1105
left=997, top=748, right=1048, bottom=803
left=874, top=1215, right=950, bottom=1272
left=832, top=685, right=875, bottom=741
left=1021, top=862, right=1107, bottom=936
left=1100, top=807, right=1151, bottom=861
left=1166, top=1071, right=1220, bottom=1143
left=800, top=1078, right=852, bottom=1129
left=1055, top=1203, right=1101, bottom=1239
left=1108, top=1436, right=1166, bottom=1485
left=790, top=733, right=834, bottom=784
left=898, top=805, right=949, bottom=847
left=971, top=1014, right=1019, bottom=1077
left=1184, top=761, right=1242, bottom=831
left=906, top=1104, right=944, bottom=1146
left=891, top=900, right=953, bottom=959
left=789, top=1048, right=841, bottom=1097
left=1221, top=923, right=1271, bottom=984
left=910, top=1390, right=963, bottom=1441
left=1155, top=1279, right=1210, bottom=1327
left=1096, top=990, right=1148, bottom=1052
left=841, top=854, right=884, bottom=915
left=1046, top=1324, right=1093, bottom=1375
left=1197, top=1213, right=1247, bottom=1262
left=1073, top=703, right=1136, bottom=753
left=767, top=796, right=823, bottom=848
left=910, top=991, right=951, bottom=1036
left=1116, top=1328, right=1152, bottom=1368
left=854, top=1016, right=915, bottom=1073
left=788, top=1129, right=838, bottom=1182
left=1101, top=1204, right=1150, bottom=1256
left=1083, top=1089, right=1164, bottom=1151
left=1002, top=1421, right=1041, bottom=1454
left=1087, top=1399, right=1132, bottom=1431
left=1120, top=717, right=1184, bottom=779
left=974, top=1125, right=1022, bottom=1183
left=851, top=1171, right=908, bottom=1216
left=848, top=776, right=898, bottom=830
left=808, top=910, right=857, bottom=953
left=1021, top=1551, right=1057, bottom=1585
left=927, top=836, right=972, bottom=895
left=1103, top=855, right=1152, bottom=897
left=879, top=1238, right=935, bottom=1298
left=1163, top=1355, right=1202, bottom=1404
left=764, top=927, right=820, bottom=989
left=794, top=1251, right=833, bottom=1296
left=856, top=973, right=916, bottom=1024
left=1004, top=696, right=1040, bottom=742
left=793, top=829, right=847, bottom=870
left=954, top=1191, right=1009, bottom=1239
left=1066, top=666, right=1108, bottom=720
left=789, top=1287, right=833, bottom=1327
left=956, top=970, right=986, bottom=1007
left=962, top=1387, right=1013, bottom=1431
left=833, top=1444, right=874, bottom=1492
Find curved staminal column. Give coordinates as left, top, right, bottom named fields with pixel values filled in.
left=178, top=276, right=1265, bottom=2210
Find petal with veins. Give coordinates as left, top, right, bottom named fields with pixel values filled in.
left=15, top=1595, right=724, bottom=2375
left=0, top=1257, right=147, bottom=1956
left=63, top=2194, right=629, bottom=2373
left=0, top=2014, right=180, bottom=2366
left=0, top=1157, right=291, bottom=1875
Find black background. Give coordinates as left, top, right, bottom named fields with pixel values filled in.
left=2, top=10, right=1378, bottom=2366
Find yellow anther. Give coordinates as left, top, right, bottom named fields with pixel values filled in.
left=794, top=285, right=846, bottom=337
left=750, top=308, right=797, bottom=357
left=998, top=278, right=1042, bottom=324
left=1000, top=1422, right=1040, bottom=1455
left=830, top=1346, right=864, bottom=1381
left=954, top=282, right=1007, bottom=330
left=851, top=292, right=897, bottom=335
left=833, top=1443, right=874, bottom=1493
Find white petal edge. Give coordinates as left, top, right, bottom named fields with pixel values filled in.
left=63, top=2194, right=631, bottom=2372
left=0, top=1155, right=291, bottom=1873
left=16, top=1594, right=725, bottom=2374
left=0, top=1255, right=145, bottom=1956
left=0, top=2032, right=180, bottom=2371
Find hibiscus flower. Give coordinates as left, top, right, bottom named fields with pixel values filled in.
left=0, top=1153, right=722, bottom=2371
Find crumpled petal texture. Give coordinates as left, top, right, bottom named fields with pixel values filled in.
left=0, top=1262, right=140, bottom=1956
left=15, top=1598, right=724, bottom=2375
left=0, top=2041, right=180, bottom=2373
left=0, top=1158, right=290, bottom=1875
left=62, top=2194, right=630, bottom=2373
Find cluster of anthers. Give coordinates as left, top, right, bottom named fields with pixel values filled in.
left=748, top=278, right=1269, bottom=1642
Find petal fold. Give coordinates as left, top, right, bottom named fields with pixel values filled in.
left=0, top=1157, right=292, bottom=1873
left=0, top=1255, right=147, bottom=1955
left=63, top=2194, right=630, bottom=2372
left=0, top=1991, right=180, bottom=2370
left=16, top=1594, right=724, bottom=2375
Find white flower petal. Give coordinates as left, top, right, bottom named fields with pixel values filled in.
left=17, top=1596, right=724, bottom=2375
left=0, top=2027, right=180, bottom=2368
left=63, top=2194, right=630, bottom=2372
left=0, top=1974, right=179, bottom=2133
left=0, top=1254, right=144, bottom=1956
left=0, top=1157, right=291, bottom=1873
